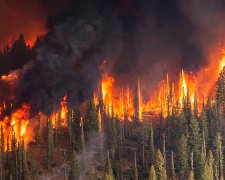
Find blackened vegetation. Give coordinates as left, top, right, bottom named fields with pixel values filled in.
left=0, top=34, right=34, bottom=76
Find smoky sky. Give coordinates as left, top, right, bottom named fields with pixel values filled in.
left=45, top=0, right=225, bottom=84
left=3, top=0, right=225, bottom=114
left=11, top=1, right=124, bottom=115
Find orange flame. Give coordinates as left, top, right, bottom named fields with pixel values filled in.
left=60, top=95, right=68, bottom=126
left=99, top=50, right=225, bottom=120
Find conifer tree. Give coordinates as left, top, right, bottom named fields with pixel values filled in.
left=194, top=94, right=198, bottom=118
left=149, top=165, right=156, bottom=180
left=22, top=141, right=28, bottom=180
left=0, top=126, right=4, bottom=163
left=3, top=33, right=32, bottom=74
left=188, top=170, right=195, bottom=180
left=202, top=131, right=206, bottom=158
left=5, top=136, right=10, bottom=171
left=105, top=152, right=115, bottom=180
left=209, top=108, right=219, bottom=144
left=53, top=114, right=58, bottom=146
left=74, top=107, right=81, bottom=143
left=124, top=111, right=129, bottom=138
left=85, top=99, right=98, bottom=133
left=171, top=111, right=187, bottom=148
left=149, top=123, right=155, bottom=165
left=117, top=119, right=124, bottom=160
left=81, top=119, right=85, bottom=153
left=195, top=151, right=205, bottom=180
left=190, top=151, right=194, bottom=172
left=142, top=136, right=145, bottom=167
left=68, top=151, right=79, bottom=180
left=104, top=173, right=115, bottom=180
left=134, top=152, right=138, bottom=180
left=17, top=141, right=23, bottom=179
left=189, top=117, right=202, bottom=155
left=215, top=132, right=223, bottom=179
left=162, top=133, right=166, bottom=169
left=171, top=151, right=176, bottom=180
left=47, top=118, right=54, bottom=170
left=184, top=87, right=192, bottom=124
left=215, top=165, right=219, bottom=180
left=206, top=99, right=219, bottom=144
left=201, top=150, right=214, bottom=180
left=154, top=149, right=167, bottom=180
left=177, top=134, right=188, bottom=179
left=67, top=110, right=73, bottom=150
left=11, top=127, right=18, bottom=179
left=89, top=167, right=97, bottom=180
left=179, top=111, right=188, bottom=135
left=110, top=109, right=117, bottom=159
left=141, top=117, right=147, bottom=167
left=200, top=109, right=209, bottom=145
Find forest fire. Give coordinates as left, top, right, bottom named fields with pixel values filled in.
left=50, top=95, right=68, bottom=128
left=3, top=1, right=225, bottom=179
left=0, top=49, right=224, bottom=152
left=60, top=95, right=68, bottom=126
left=0, top=79, right=69, bottom=151
left=101, top=74, right=134, bottom=120
left=0, top=103, right=30, bottom=151
left=0, top=0, right=48, bottom=49
left=99, top=51, right=225, bottom=120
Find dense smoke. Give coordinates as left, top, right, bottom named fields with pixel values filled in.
left=12, top=6, right=123, bottom=115
left=3, top=0, right=225, bottom=113
left=112, top=0, right=225, bottom=97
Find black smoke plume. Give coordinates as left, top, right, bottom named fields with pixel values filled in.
left=7, top=3, right=123, bottom=115
left=2, top=0, right=225, bottom=113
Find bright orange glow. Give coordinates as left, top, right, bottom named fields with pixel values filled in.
left=60, top=95, right=68, bottom=126
left=99, top=51, right=225, bottom=120
left=50, top=95, right=68, bottom=128
left=219, top=51, right=225, bottom=72
left=137, top=77, right=142, bottom=119
left=179, top=70, right=187, bottom=104
left=0, top=48, right=225, bottom=151
left=0, top=104, right=30, bottom=151
left=102, top=74, right=114, bottom=115
left=101, top=74, right=134, bottom=120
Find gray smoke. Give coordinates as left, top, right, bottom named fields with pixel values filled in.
left=4, top=0, right=225, bottom=113
left=78, top=133, right=105, bottom=179
left=12, top=15, right=123, bottom=115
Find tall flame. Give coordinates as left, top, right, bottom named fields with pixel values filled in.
left=99, top=50, right=225, bottom=120
left=60, top=95, right=68, bottom=126
left=0, top=49, right=225, bottom=150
